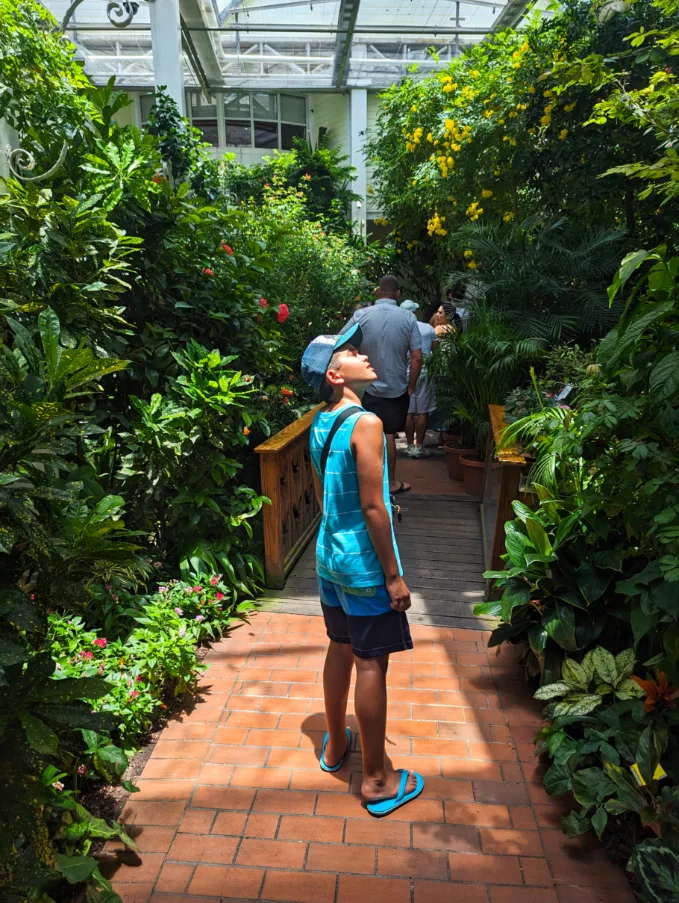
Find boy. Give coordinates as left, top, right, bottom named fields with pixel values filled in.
left=301, top=323, right=424, bottom=817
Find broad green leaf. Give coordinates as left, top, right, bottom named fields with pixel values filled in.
left=581, top=650, right=596, bottom=682
left=631, top=601, right=656, bottom=646
left=636, top=726, right=662, bottom=787
left=500, top=584, right=531, bottom=622
left=591, top=806, right=608, bottom=840
left=534, top=681, right=571, bottom=700
left=561, top=811, right=591, bottom=836
left=606, top=249, right=650, bottom=307
left=0, top=637, right=30, bottom=665
left=526, top=519, right=552, bottom=557
left=542, top=602, right=577, bottom=651
left=56, top=854, right=98, bottom=884
left=543, top=759, right=574, bottom=796
left=592, top=647, right=617, bottom=684
left=39, top=306, right=61, bottom=385
left=616, top=678, right=645, bottom=700
left=473, top=601, right=502, bottom=618
left=614, top=649, right=635, bottom=680
left=649, top=351, right=679, bottom=400
left=552, top=694, right=603, bottom=717
left=562, top=658, right=589, bottom=690
left=20, top=713, right=58, bottom=755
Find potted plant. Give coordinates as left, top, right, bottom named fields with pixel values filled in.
left=427, top=311, right=542, bottom=489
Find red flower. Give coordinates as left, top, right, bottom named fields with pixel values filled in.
left=203, top=267, right=214, bottom=277
left=80, top=651, right=94, bottom=660
left=193, top=585, right=203, bottom=593
left=632, top=672, right=679, bottom=712
left=215, top=591, right=225, bottom=601
left=259, top=297, right=268, bottom=308
left=93, top=638, right=107, bottom=648
left=153, top=173, right=165, bottom=184
left=221, top=243, right=233, bottom=255
left=129, top=689, right=139, bottom=699
left=277, top=303, right=289, bottom=324
left=281, top=387, right=293, bottom=397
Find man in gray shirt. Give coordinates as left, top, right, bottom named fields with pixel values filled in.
left=341, top=274, right=423, bottom=494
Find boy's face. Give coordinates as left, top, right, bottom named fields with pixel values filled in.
left=326, top=344, right=376, bottom=392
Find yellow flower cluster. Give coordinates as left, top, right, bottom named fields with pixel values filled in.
left=502, top=136, right=518, bottom=147
left=433, top=118, right=472, bottom=179
left=559, top=128, right=569, bottom=140
left=440, top=74, right=459, bottom=94
left=463, top=249, right=477, bottom=269
left=564, top=102, right=576, bottom=112
left=405, top=126, right=424, bottom=152
left=503, top=211, right=514, bottom=222
left=427, top=212, right=448, bottom=237
left=466, top=201, right=483, bottom=221
left=373, top=217, right=390, bottom=226
left=481, top=189, right=494, bottom=198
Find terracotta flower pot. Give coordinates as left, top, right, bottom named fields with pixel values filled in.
left=443, top=445, right=476, bottom=481
left=461, top=453, right=485, bottom=495
left=443, top=432, right=461, bottom=448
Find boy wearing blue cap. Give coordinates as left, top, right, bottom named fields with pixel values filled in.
left=301, top=325, right=424, bottom=817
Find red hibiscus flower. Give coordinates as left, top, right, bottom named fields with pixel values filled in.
left=203, top=267, right=214, bottom=277
left=221, top=243, right=233, bottom=254
left=259, top=297, right=268, bottom=308
left=277, top=303, right=289, bottom=324
left=281, top=387, right=294, bottom=397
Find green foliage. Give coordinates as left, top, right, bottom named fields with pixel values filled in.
left=426, top=312, right=543, bottom=451
left=222, top=135, right=359, bottom=233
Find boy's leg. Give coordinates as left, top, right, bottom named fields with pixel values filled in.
left=354, top=653, right=417, bottom=800
left=322, top=639, right=354, bottom=767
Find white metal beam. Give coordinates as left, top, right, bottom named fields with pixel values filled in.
left=150, top=0, right=186, bottom=111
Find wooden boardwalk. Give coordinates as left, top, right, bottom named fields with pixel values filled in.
left=260, top=493, right=494, bottom=631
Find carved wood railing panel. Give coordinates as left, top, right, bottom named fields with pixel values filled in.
left=255, top=405, right=323, bottom=588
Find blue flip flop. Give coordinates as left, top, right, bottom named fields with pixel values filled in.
left=319, top=727, right=352, bottom=773
left=366, top=769, right=425, bottom=818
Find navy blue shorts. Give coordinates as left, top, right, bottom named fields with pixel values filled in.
left=319, top=578, right=413, bottom=659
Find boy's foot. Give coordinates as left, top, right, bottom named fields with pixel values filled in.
left=405, top=444, right=417, bottom=457
left=361, top=768, right=418, bottom=802
left=322, top=729, right=351, bottom=771
left=413, top=445, right=430, bottom=458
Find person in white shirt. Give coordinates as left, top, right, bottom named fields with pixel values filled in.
left=400, top=300, right=438, bottom=458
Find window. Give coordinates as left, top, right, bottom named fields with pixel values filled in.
left=140, top=93, right=156, bottom=124
left=189, top=92, right=218, bottom=146
left=281, top=123, right=306, bottom=150
left=198, top=91, right=306, bottom=150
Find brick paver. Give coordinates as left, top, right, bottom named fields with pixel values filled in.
left=105, top=613, right=633, bottom=903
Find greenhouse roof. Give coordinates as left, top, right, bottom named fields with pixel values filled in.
left=44, top=0, right=540, bottom=92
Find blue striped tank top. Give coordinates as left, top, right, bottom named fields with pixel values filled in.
left=309, top=405, right=403, bottom=588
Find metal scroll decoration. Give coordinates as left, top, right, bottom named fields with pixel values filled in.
left=6, top=142, right=69, bottom=183
left=60, top=0, right=142, bottom=31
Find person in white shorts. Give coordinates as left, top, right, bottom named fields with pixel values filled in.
left=400, top=300, right=438, bottom=458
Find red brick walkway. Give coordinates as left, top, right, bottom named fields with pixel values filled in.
left=107, top=612, right=633, bottom=903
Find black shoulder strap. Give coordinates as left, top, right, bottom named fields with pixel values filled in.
left=319, top=405, right=363, bottom=479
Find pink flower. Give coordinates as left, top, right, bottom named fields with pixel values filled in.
left=97, top=665, right=105, bottom=675
left=80, top=651, right=94, bottom=660
left=174, top=607, right=183, bottom=616
left=178, top=627, right=186, bottom=638
left=259, top=297, right=268, bottom=308
left=52, top=781, right=64, bottom=791
left=158, top=586, right=168, bottom=593
left=222, top=243, right=233, bottom=255
left=215, top=592, right=225, bottom=602
left=136, top=674, right=143, bottom=682
left=277, top=303, right=289, bottom=324
left=104, top=584, right=112, bottom=591
left=195, top=615, right=205, bottom=623
left=193, top=585, right=203, bottom=593
left=210, top=575, right=220, bottom=586
left=203, top=267, right=214, bottom=277
left=77, top=765, right=88, bottom=776
left=129, top=689, right=139, bottom=699
left=112, top=594, right=119, bottom=601
left=93, top=638, right=107, bottom=649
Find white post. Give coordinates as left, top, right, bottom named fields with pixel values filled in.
left=150, top=0, right=185, bottom=116
left=350, top=88, right=367, bottom=241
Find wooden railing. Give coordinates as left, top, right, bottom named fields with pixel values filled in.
left=254, top=405, right=323, bottom=589
left=480, top=404, right=531, bottom=578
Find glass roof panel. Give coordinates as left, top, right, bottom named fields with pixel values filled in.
left=42, top=0, right=521, bottom=91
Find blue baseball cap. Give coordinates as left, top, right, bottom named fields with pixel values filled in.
left=301, top=322, right=363, bottom=400
left=400, top=299, right=419, bottom=312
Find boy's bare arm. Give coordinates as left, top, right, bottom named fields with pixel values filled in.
left=352, top=415, right=410, bottom=612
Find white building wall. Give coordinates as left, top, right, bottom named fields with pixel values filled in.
left=308, top=94, right=349, bottom=156
left=366, top=92, right=384, bottom=219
